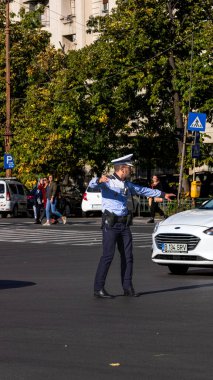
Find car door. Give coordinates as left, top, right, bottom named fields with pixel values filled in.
left=0, top=182, right=6, bottom=211
left=8, top=183, right=18, bottom=211
left=16, top=184, right=27, bottom=213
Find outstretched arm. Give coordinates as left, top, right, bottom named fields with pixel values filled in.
left=165, top=193, right=176, bottom=201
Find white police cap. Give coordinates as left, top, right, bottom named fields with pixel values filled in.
left=111, top=154, right=133, bottom=167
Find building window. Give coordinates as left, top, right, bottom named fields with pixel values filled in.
left=64, top=34, right=76, bottom=43
left=102, top=0, right=109, bottom=13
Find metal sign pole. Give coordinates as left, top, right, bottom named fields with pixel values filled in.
left=177, top=31, right=194, bottom=206
left=177, top=119, right=188, bottom=205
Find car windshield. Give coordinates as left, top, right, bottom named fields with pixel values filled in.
left=199, top=199, right=213, bottom=209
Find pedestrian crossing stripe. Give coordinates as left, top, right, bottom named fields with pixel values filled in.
left=187, top=112, right=206, bottom=132
left=0, top=227, right=152, bottom=248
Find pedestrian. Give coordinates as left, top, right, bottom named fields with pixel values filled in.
left=43, top=174, right=67, bottom=226
left=40, top=177, right=48, bottom=223
left=89, top=154, right=175, bottom=299
left=147, top=175, right=166, bottom=223
left=32, top=178, right=43, bottom=224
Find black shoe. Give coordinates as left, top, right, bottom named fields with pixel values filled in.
left=94, top=288, right=114, bottom=299
left=147, top=218, right=154, bottom=223
left=34, top=220, right=41, bottom=224
left=124, top=287, right=139, bottom=297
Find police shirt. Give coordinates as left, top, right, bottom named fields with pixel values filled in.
left=89, top=175, right=165, bottom=217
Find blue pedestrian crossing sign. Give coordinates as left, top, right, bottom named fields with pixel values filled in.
left=4, top=154, right=15, bottom=169
left=188, top=112, right=206, bottom=132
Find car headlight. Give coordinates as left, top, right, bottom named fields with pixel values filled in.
left=204, top=228, right=213, bottom=235
left=154, top=222, right=159, bottom=233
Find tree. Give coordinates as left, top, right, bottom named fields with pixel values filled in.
left=0, top=4, right=50, bottom=178
left=11, top=46, right=67, bottom=185
left=1, top=1, right=212, bottom=185
left=85, top=0, right=213, bottom=173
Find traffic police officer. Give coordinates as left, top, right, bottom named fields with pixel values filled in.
left=89, top=154, right=175, bottom=299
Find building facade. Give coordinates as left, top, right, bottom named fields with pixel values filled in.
left=10, top=0, right=116, bottom=52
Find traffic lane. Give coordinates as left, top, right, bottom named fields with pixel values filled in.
left=0, top=240, right=213, bottom=379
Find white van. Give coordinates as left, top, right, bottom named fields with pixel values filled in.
left=0, top=178, right=28, bottom=217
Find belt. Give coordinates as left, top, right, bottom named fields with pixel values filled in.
left=115, top=215, right=128, bottom=223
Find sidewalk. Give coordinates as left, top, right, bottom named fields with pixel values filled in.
left=133, top=216, right=163, bottom=225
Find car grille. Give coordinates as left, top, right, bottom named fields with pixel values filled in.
left=155, top=233, right=200, bottom=251
left=155, top=254, right=205, bottom=261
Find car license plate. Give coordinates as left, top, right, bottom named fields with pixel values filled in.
left=162, top=243, right=188, bottom=253
left=92, top=205, right=101, bottom=209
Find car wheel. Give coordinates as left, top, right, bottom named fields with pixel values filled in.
left=168, top=264, right=189, bottom=275
left=12, top=205, right=18, bottom=218
left=27, top=210, right=34, bottom=218
left=0, top=212, right=7, bottom=218
left=82, top=211, right=89, bottom=217
left=64, top=204, right=71, bottom=217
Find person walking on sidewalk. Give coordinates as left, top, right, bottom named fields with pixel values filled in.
left=31, top=178, right=43, bottom=224
left=40, top=177, right=48, bottom=223
left=43, top=174, right=66, bottom=226
left=147, top=175, right=166, bottom=223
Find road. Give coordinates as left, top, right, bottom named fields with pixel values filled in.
left=0, top=217, right=213, bottom=380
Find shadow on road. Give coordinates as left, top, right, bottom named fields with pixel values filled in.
left=136, top=282, right=213, bottom=297
left=0, top=280, right=36, bottom=290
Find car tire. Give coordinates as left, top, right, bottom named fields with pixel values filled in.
left=27, top=210, right=34, bottom=218
left=82, top=211, right=89, bottom=217
left=168, top=264, right=189, bottom=275
left=0, top=212, right=7, bottom=218
left=64, top=204, right=71, bottom=217
left=12, top=205, right=19, bottom=218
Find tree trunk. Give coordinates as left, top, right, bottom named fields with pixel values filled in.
left=167, top=1, right=186, bottom=199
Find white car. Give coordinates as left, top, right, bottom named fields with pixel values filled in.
left=0, top=178, right=29, bottom=217
left=81, top=187, right=102, bottom=216
left=152, top=199, right=213, bottom=274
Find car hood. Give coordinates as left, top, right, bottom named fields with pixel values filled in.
left=161, top=208, right=213, bottom=227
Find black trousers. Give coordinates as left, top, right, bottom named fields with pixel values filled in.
left=94, top=222, right=133, bottom=291
left=35, top=203, right=42, bottom=222
left=150, top=201, right=164, bottom=219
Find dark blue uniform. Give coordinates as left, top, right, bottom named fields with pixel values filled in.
left=89, top=173, right=164, bottom=292
left=95, top=220, right=133, bottom=290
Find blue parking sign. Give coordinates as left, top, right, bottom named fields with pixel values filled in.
left=188, top=112, right=206, bottom=132
left=4, top=154, right=15, bottom=169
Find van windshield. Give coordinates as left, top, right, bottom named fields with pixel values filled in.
left=0, top=184, right=5, bottom=194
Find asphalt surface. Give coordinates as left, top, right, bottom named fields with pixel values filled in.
left=0, top=217, right=213, bottom=379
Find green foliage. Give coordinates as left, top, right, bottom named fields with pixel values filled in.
left=0, top=0, right=212, bottom=184
left=84, top=0, right=213, bottom=172
left=0, top=5, right=50, bottom=180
